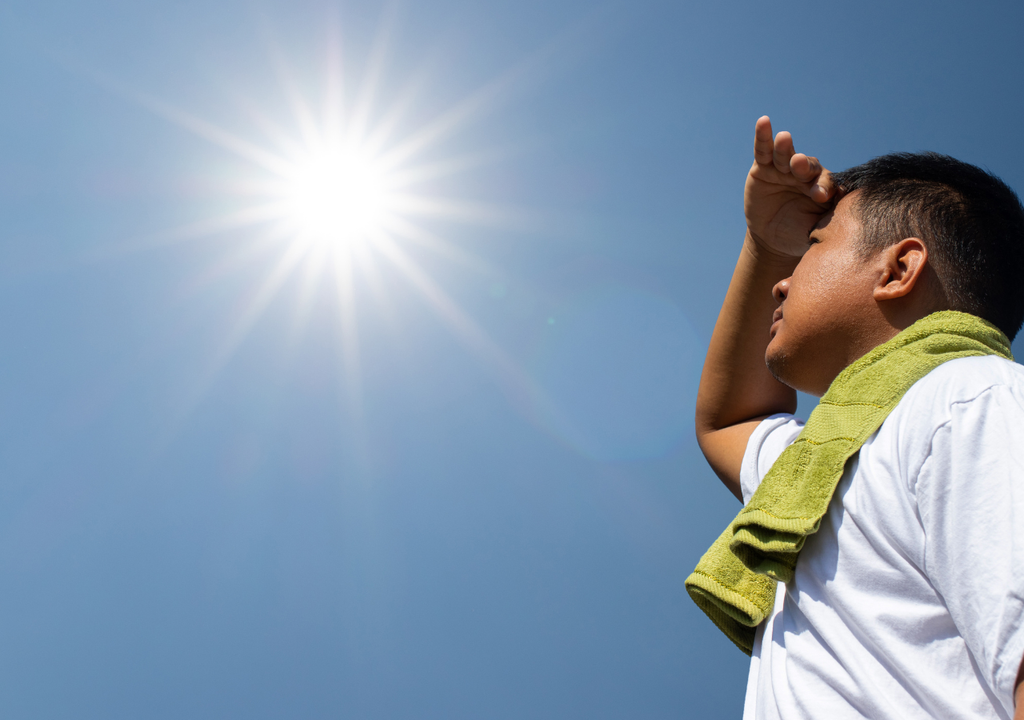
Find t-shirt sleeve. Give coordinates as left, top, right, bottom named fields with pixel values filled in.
left=739, top=413, right=804, bottom=505
left=916, top=384, right=1024, bottom=717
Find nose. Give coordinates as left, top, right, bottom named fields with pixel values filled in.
left=772, top=277, right=791, bottom=304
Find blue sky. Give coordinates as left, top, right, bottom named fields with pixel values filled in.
left=3, top=0, right=1024, bottom=717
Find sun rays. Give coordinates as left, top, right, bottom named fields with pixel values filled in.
left=113, top=14, right=554, bottom=435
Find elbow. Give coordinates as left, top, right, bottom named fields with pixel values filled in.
left=694, top=411, right=716, bottom=459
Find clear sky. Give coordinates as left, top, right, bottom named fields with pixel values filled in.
left=3, top=0, right=1024, bottom=717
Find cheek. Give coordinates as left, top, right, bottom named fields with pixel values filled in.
left=792, top=255, right=865, bottom=311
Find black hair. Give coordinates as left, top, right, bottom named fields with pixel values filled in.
left=831, top=152, right=1024, bottom=340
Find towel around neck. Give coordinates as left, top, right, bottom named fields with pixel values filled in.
left=685, top=311, right=1013, bottom=654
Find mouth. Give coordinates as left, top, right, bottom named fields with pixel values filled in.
left=769, top=308, right=783, bottom=338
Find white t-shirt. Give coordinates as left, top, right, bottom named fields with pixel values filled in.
left=740, top=355, right=1024, bottom=720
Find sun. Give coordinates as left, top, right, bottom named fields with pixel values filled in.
left=281, top=141, right=395, bottom=250
left=119, top=16, right=540, bottom=426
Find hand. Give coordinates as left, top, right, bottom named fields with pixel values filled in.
left=744, top=116, right=837, bottom=260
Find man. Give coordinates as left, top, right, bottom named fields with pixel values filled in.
left=691, top=116, right=1024, bottom=719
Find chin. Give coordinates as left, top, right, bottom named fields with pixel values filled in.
left=765, top=346, right=814, bottom=394
left=765, top=349, right=792, bottom=387
left=765, top=334, right=790, bottom=379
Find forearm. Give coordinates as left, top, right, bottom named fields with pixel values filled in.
left=695, top=232, right=798, bottom=497
left=697, top=117, right=833, bottom=498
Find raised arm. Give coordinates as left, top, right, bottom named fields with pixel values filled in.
left=695, top=117, right=835, bottom=500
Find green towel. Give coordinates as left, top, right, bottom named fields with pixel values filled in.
left=685, top=311, right=1013, bottom=654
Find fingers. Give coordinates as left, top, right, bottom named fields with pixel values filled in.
left=790, top=153, right=820, bottom=181
left=751, top=115, right=835, bottom=202
left=753, top=116, right=774, bottom=166
left=791, top=154, right=836, bottom=203
left=773, top=131, right=794, bottom=173
left=811, top=170, right=837, bottom=204
left=753, top=115, right=796, bottom=174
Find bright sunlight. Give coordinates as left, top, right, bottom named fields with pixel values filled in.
left=281, top=142, right=395, bottom=250
left=124, top=16, right=534, bottom=423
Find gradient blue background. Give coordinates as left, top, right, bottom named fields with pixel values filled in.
left=3, top=1, right=1024, bottom=717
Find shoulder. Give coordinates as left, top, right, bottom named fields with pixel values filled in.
left=740, top=414, right=803, bottom=503
left=879, top=355, right=1024, bottom=491
left=895, top=355, right=1024, bottom=421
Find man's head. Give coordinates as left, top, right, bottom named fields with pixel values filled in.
left=765, top=191, right=905, bottom=395
left=831, top=152, right=1024, bottom=340
left=766, top=152, right=1024, bottom=396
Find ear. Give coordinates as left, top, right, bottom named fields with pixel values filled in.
left=872, top=237, right=929, bottom=301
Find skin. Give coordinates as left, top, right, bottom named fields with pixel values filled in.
left=695, top=116, right=1024, bottom=715
left=765, top=193, right=899, bottom=395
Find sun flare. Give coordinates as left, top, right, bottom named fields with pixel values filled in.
left=126, top=17, right=537, bottom=426
left=281, top=142, right=395, bottom=250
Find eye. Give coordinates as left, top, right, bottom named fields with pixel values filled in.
left=808, top=235, right=821, bottom=246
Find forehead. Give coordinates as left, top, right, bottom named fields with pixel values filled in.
left=813, top=190, right=862, bottom=241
